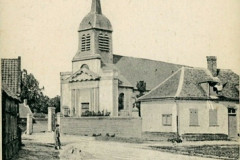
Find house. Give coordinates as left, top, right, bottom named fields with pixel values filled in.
left=19, top=99, right=32, bottom=122
left=1, top=57, right=22, bottom=159
left=138, top=56, right=239, bottom=140
left=60, top=0, right=183, bottom=117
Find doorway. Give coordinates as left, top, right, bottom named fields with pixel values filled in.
left=228, top=108, right=237, bottom=138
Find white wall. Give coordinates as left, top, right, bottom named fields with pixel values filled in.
left=141, top=101, right=177, bottom=132
left=178, top=100, right=228, bottom=135
left=118, top=87, right=134, bottom=116
left=72, top=59, right=101, bottom=73
left=61, top=83, right=71, bottom=114
left=99, top=70, right=118, bottom=116
left=141, top=100, right=233, bottom=135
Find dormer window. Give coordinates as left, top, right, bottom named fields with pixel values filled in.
left=81, top=34, right=91, bottom=52
left=98, top=33, right=109, bottom=52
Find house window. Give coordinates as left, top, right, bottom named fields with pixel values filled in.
left=81, top=34, right=91, bottom=51
left=98, top=33, right=109, bottom=52
left=228, top=108, right=236, bottom=114
left=189, top=109, right=199, bottom=126
left=209, top=109, right=218, bottom=126
left=81, top=103, right=89, bottom=113
left=162, top=114, right=172, bottom=126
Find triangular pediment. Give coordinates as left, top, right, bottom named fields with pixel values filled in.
left=68, top=68, right=100, bottom=82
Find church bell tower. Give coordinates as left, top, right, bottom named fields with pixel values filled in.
left=72, top=0, right=113, bottom=73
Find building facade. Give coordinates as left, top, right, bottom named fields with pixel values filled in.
left=139, top=57, right=239, bottom=139
left=60, top=1, right=239, bottom=140
left=2, top=57, right=22, bottom=159
left=60, top=0, right=183, bottom=117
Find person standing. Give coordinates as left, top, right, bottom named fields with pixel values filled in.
left=54, top=124, right=61, bottom=150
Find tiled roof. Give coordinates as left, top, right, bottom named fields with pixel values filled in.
left=1, top=57, right=21, bottom=95
left=217, top=69, right=239, bottom=100
left=2, top=82, right=21, bottom=101
left=19, top=103, right=33, bottom=118
left=101, top=63, right=133, bottom=88
left=138, top=67, right=223, bottom=101
left=179, top=67, right=220, bottom=99
left=113, top=54, right=183, bottom=90
left=68, top=68, right=100, bottom=82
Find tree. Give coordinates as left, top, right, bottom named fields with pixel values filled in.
left=49, top=96, right=61, bottom=113
left=136, top=81, right=146, bottom=98
left=136, top=81, right=147, bottom=117
left=21, top=69, right=48, bottom=113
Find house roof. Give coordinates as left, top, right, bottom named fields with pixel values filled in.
left=2, top=83, right=21, bottom=101
left=112, top=54, right=183, bottom=90
left=67, top=68, right=100, bottom=82
left=217, top=69, right=239, bottom=100
left=1, top=57, right=21, bottom=95
left=138, top=67, right=224, bottom=101
left=19, top=103, right=32, bottom=118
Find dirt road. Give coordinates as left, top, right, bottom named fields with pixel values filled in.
left=17, top=133, right=218, bottom=160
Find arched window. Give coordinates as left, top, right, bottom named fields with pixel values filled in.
left=80, top=64, right=89, bottom=70
left=98, top=33, right=110, bottom=52
left=81, top=34, right=91, bottom=51
left=118, top=93, right=124, bottom=111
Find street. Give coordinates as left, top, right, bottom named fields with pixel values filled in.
left=20, top=133, right=217, bottom=160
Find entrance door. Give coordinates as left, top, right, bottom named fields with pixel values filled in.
left=228, top=108, right=237, bottom=138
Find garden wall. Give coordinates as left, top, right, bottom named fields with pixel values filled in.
left=33, top=118, right=48, bottom=133
left=61, top=117, right=142, bottom=138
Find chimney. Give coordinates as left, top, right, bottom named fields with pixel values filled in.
left=206, top=56, right=217, bottom=77
left=24, top=99, right=28, bottom=106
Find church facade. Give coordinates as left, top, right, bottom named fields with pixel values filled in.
left=60, top=0, right=239, bottom=139
left=60, top=0, right=182, bottom=117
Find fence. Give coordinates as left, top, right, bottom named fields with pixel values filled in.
left=2, top=92, right=20, bottom=160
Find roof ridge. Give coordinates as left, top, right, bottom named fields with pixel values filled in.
left=138, top=67, right=182, bottom=100
left=175, top=67, right=185, bottom=97
left=113, top=54, right=189, bottom=67
left=67, top=68, right=100, bottom=82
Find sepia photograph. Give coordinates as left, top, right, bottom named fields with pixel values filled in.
left=1, top=0, right=240, bottom=159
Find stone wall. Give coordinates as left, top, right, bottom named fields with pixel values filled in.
left=61, top=117, right=142, bottom=138
left=33, top=118, right=48, bottom=133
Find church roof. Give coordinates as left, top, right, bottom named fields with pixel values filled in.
left=67, top=68, right=100, bottom=82
left=138, top=67, right=239, bottom=101
left=112, top=54, right=183, bottom=90
left=79, top=0, right=112, bottom=31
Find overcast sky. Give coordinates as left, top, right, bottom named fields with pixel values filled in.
left=1, top=0, right=240, bottom=98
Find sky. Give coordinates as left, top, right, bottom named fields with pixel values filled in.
left=1, top=0, right=240, bottom=98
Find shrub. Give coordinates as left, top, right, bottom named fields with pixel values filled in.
left=168, top=137, right=182, bottom=143
left=81, top=110, right=111, bottom=117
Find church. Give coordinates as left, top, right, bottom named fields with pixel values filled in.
left=60, top=0, right=239, bottom=135
left=60, top=0, right=183, bottom=117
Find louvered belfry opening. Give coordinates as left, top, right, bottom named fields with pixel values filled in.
left=81, top=34, right=91, bottom=52
left=98, top=33, right=110, bottom=52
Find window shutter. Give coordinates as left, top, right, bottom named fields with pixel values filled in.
left=209, top=109, right=217, bottom=126
left=190, top=109, right=198, bottom=126
left=99, top=34, right=110, bottom=52
left=162, top=114, right=172, bottom=126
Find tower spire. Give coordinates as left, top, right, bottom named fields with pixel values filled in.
left=91, top=0, right=102, bottom=14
